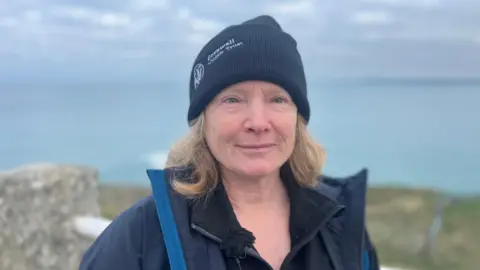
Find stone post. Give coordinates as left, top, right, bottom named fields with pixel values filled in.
left=0, top=163, right=100, bottom=270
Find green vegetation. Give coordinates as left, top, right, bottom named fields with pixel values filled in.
left=98, top=185, right=151, bottom=220
left=366, top=187, right=480, bottom=270
left=99, top=184, right=480, bottom=270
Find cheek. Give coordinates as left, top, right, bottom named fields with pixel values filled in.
left=204, top=121, right=220, bottom=150
left=286, top=125, right=297, bottom=147
left=204, top=116, right=238, bottom=151
left=278, top=114, right=297, bottom=138
left=276, top=119, right=297, bottom=151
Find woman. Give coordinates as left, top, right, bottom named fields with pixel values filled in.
left=80, top=15, right=380, bottom=270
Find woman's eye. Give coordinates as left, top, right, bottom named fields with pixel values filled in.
left=272, top=96, right=288, bottom=103
left=223, top=97, right=240, bottom=103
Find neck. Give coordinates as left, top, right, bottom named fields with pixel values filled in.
left=221, top=168, right=289, bottom=211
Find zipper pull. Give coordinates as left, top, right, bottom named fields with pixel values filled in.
left=235, top=257, right=242, bottom=270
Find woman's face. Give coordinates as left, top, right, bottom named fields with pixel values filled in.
left=204, top=81, right=297, bottom=178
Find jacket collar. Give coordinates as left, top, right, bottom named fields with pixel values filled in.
left=149, top=166, right=369, bottom=270
left=189, top=164, right=344, bottom=247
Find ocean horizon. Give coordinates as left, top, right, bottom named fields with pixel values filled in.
left=1, top=78, right=478, bottom=195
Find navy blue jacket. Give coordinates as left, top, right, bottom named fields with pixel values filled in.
left=80, top=167, right=379, bottom=270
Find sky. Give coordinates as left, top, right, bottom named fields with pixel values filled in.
left=1, top=0, right=480, bottom=83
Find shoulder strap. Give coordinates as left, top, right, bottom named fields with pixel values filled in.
left=362, top=249, right=370, bottom=270
left=363, top=229, right=379, bottom=270
left=147, top=169, right=187, bottom=270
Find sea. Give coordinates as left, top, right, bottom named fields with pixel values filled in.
left=1, top=79, right=479, bottom=195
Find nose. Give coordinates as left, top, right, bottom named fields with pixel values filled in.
left=244, top=100, right=271, bottom=133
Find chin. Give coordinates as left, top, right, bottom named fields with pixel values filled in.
left=235, top=162, right=279, bottom=177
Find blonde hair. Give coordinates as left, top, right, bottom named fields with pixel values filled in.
left=165, top=114, right=326, bottom=197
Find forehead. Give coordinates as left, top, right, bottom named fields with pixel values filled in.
left=222, top=80, right=287, bottom=94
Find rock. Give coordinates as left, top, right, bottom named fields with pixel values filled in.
left=0, top=163, right=100, bottom=270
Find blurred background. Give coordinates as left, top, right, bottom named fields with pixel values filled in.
left=0, top=0, right=479, bottom=270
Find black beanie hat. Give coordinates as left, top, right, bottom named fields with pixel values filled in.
left=187, top=15, right=310, bottom=124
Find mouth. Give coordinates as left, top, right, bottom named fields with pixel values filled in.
left=236, top=143, right=276, bottom=150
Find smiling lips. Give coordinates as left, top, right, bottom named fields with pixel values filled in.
left=236, top=143, right=276, bottom=153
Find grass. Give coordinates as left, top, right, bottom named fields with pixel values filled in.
left=366, top=187, right=480, bottom=270
left=98, top=185, right=151, bottom=220
left=99, top=184, right=480, bottom=270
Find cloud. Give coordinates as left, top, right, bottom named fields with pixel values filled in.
left=351, top=10, right=394, bottom=25
left=51, top=6, right=134, bottom=27
left=0, top=17, right=17, bottom=27
left=176, top=7, right=224, bottom=33
left=130, top=0, right=170, bottom=11
left=23, top=9, right=43, bottom=22
left=361, top=0, right=440, bottom=8
left=265, top=1, right=315, bottom=17
left=119, top=49, right=152, bottom=59
left=1, top=0, right=480, bottom=82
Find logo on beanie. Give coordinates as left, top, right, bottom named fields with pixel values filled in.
left=193, top=63, right=204, bottom=90
left=207, top=38, right=244, bottom=65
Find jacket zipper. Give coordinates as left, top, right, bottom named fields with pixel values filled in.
left=192, top=204, right=345, bottom=270
left=190, top=224, right=272, bottom=269
left=279, top=204, right=345, bottom=269
left=235, top=258, right=242, bottom=270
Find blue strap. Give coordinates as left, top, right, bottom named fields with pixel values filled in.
left=362, top=249, right=370, bottom=270
left=147, top=169, right=187, bottom=270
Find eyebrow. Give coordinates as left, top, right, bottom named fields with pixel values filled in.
left=226, top=87, right=246, bottom=94
left=222, top=83, right=287, bottom=96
